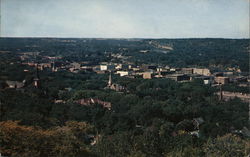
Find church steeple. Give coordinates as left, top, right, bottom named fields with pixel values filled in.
left=33, top=63, right=41, bottom=88
left=108, top=71, right=112, bottom=87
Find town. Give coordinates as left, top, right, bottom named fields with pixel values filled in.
left=0, top=38, right=249, bottom=157
left=3, top=40, right=250, bottom=103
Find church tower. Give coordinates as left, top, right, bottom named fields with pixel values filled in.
left=33, top=63, right=41, bottom=88
left=108, top=71, right=112, bottom=87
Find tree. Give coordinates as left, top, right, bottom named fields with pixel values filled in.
left=0, top=120, right=96, bottom=157
left=203, top=134, right=250, bottom=157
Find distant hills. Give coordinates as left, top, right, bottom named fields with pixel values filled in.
left=0, top=38, right=249, bottom=72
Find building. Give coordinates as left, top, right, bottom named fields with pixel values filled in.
left=6, top=80, right=25, bottom=89
left=109, top=83, right=126, bottom=92
left=51, top=61, right=64, bottom=72
left=204, top=79, right=212, bottom=85
left=70, top=62, right=81, bottom=69
left=170, top=68, right=176, bottom=72
left=100, top=64, right=115, bottom=71
left=105, top=72, right=125, bottom=92
left=81, top=66, right=94, bottom=72
left=213, top=72, right=224, bottom=77
left=75, top=98, right=111, bottom=110
left=143, top=72, right=153, bottom=79
left=38, top=63, right=52, bottom=70
left=116, top=71, right=131, bottom=77
left=181, top=68, right=193, bottom=74
left=214, top=76, right=229, bottom=85
left=115, top=64, right=129, bottom=70
left=193, top=68, right=211, bottom=76
left=230, top=76, right=247, bottom=83
left=166, top=74, right=191, bottom=82
left=157, top=67, right=170, bottom=72
left=216, top=91, right=250, bottom=103
left=223, top=71, right=234, bottom=76
left=128, top=65, right=136, bottom=69
left=141, top=65, right=157, bottom=71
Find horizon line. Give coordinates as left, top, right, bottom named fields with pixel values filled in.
left=1, top=36, right=249, bottom=40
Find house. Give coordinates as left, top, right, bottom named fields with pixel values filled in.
left=75, top=98, right=111, bottom=110
left=6, top=80, right=25, bottom=89
left=214, top=76, right=229, bottom=85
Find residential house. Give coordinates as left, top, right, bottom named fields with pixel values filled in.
left=75, top=98, right=112, bottom=110
left=6, top=80, right=25, bottom=89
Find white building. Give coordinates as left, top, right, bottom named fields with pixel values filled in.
left=204, top=79, right=212, bottom=85
left=116, top=71, right=131, bottom=77
left=100, top=64, right=115, bottom=71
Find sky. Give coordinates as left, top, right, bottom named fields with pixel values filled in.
left=1, top=0, right=249, bottom=38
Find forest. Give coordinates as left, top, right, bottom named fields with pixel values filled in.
left=0, top=38, right=249, bottom=72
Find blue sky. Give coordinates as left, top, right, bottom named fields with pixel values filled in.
left=1, top=0, right=249, bottom=38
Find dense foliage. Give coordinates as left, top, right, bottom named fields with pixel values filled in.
left=0, top=71, right=249, bottom=156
